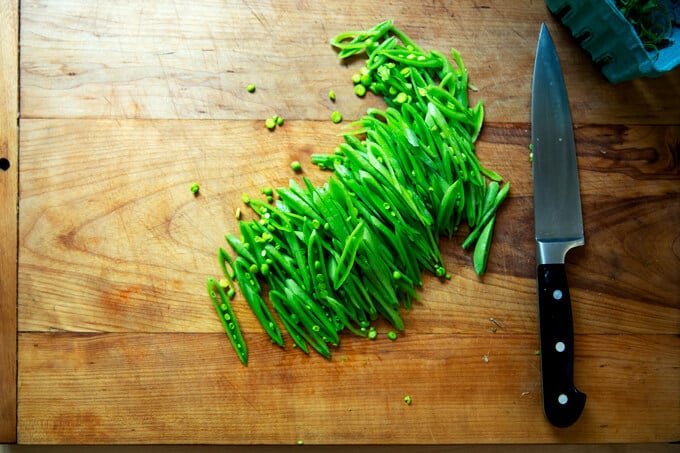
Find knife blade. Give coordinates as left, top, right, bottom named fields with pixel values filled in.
left=531, top=23, right=586, bottom=428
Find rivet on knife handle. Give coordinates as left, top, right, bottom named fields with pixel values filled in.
left=537, top=263, right=586, bottom=427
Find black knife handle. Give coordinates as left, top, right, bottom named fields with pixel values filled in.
left=537, top=263, right=586, bottom=428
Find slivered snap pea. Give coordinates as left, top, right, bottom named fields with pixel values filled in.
left=286, top=278, right=339, bottom=345
left=462, top=182, right=510, bottom=250
left=270, top=290, right=310, bottom=354
left=207, top=21, right=508, bottom=364
left=435, top=179, right=463, bottom=237
left=207, top=278, right=248, bottom=365
left=282, top=285, right=333, bottom=358
left=332, top=220, right=366, bottom=290
left=481, top=181, right=500, bottom=216
left=233, top=256, right=284, bottom=346
left=225, top=234, right=256, bottom=266
left=473, top=215, right=496, bottom=276
left=325, top=296, right=366, bottom=337
left=465, top=183, right=480, bottom=228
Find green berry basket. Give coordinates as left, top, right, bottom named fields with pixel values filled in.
left=545, top=0, right=680, bottom=83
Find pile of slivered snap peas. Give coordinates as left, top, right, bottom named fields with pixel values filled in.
left=207, top=21, right=509, bottom=365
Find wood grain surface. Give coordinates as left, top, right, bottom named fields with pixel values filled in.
left=0, top=0, right=18, bottom=443
left=18, top=0, right=680, bottom=124
left=11, top=0, right=680, bottom=445
left=17, top=333, right=680, bottom=444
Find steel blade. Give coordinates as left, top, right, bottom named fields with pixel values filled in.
left=532, top=24, right=584, bottom=265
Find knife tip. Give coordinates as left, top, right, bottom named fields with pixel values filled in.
left=537, top=22, right=556, bottom=53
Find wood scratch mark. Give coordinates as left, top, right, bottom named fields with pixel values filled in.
left=156, top=54, right=180, bottom=118
left=427, top=424, right=436, bottom=442
left=489, top=317, right=505, bottom=328
left=244, top=0, right=269, bottom=31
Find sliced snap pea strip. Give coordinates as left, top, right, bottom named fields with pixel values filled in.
left=425, top=86, right=477, bottom=128
left=270, top=289, right=310, bottom=354
left=217, top=247, right=236, bottom=291
left=281, top=285, right=333, bottom=359
left=462, top=182, right=510, bottom=250
left=363, top=276, right=405, bottom=331
left=332, top=220, right=366, bottom=290
left=481, top=181, right=500, bottom=216
left=435, top=179, right=463, bottom=237
left=465, top=182, right=480, bottom=228
left=473, top=215, right=496, bottom=276
left=355, top=235, right=403, bottom=317
left=326, top=296, right=367, bottom=337
left=330, top=20, right=393, bottom=59
left=233, top=257, right=284, bottom=347
left=276, top=186, right=324, bottom=225
left=342, top=272, right=378, bottom=322
left=306, top=229, right=328, bottom=300
left=262, top=244, right=302, bottom=286
left=337, top=172, right=437, bottom=272
left=286, top=278, right=339, bottom=345
left=225, top=234, right=256, bottom=266
left=377, top=49, right=443, bottom=68
left=282, top=228, right=312, bottom=293
left=207, top=278, right=248, bottom=365
left=480, top=164, right=503, bottom=183
left=313, top=188, right=352, bottom=242
left=247, top=198, right=294, bottom=232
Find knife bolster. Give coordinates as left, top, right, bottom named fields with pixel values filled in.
left=536, top=238, right=584, bottom=265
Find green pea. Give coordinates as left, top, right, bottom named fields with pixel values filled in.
left=260, top=262, right=270, bottom=275
left=331, top=111, right=343, bottom=123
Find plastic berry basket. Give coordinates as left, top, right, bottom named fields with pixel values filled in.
left=545, top=0, right=680, bottom=83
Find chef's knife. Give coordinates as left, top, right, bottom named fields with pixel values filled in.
left=531, top=23, right=586, bottom=428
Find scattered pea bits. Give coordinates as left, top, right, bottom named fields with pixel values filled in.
left=206, top=20, right=508, bottom=365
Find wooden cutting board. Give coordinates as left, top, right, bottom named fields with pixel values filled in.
left=2, top=0, right=679, bottom=445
